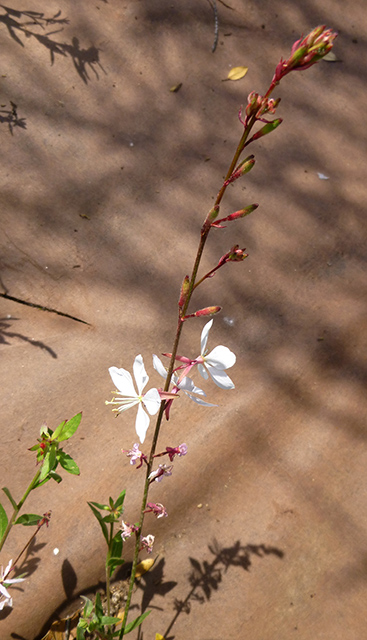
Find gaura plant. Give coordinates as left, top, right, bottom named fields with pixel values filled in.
left=99, top=26, right=337, bottom=639
left=0, top=414, right=81, bottom=610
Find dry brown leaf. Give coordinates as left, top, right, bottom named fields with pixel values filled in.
left=227, top=66, right=248, bottom=81
left=41, top=609, right=81, bottom=640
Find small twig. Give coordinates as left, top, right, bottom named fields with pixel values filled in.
left=210, top=0, right=219, bottom=52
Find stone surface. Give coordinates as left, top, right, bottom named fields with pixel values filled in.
left=0, top=1, right=366, bottom=639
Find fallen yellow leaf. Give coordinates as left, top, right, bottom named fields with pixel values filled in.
left=156, top=634, right=165, bottom=640
left=227, top=66, right=248, bottom=81
left=170, top=82, right=182, bottom=92
left=135, top=557, right=155, bottom=578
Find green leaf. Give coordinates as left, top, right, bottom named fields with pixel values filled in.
left=2, top=487, right=17, bottom=510
left=107, top=557, right=125, bottom=577
left=88, top=500, right=109, bottom=511
left=0, top=502, right=9, bottom=538
left=80, top=595, right=94, bottom=617
left=39, top=444, right=57, bottom=481
left=124, top=610, right=151, bottom=634
left=53, top=412, right=82, bottom=442
left=76, top=625, right=86, bottom=640
left=94, top=592, right=103, bottom=618
left=15, top=513, right=43, bottom=526
left=87, top=502, right=108, bottom=544
left=100, top=616, right=121, bottom=625
left=49, top=470, right=63, bottom=483
left=114, top=489, right=126, bottom=510
left=51, top=420, right=66, bottom=441
left=57, top=451, right=80, bottom=475
left=111, top=532, right=123, bottom=559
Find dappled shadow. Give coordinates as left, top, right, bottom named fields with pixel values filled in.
left=0, top=5, right=105, bottom=83
left=161, top=539, right=283, bottom=640
left=0, top=316, right=58, bottom=358
left=0, top=101, right=26, bottom=134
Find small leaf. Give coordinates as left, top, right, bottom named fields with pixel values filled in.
left=114, top=489, right=126, bottom=510
left=53, top=412, right=82, bottom=442
left=227, top=66, right=248, bottom=81
left=156, top=634, right=165, bottom=640
left=170, top=82, right=182, bottom=93
left=57, top=451, right=80, bottom=475
left=88, top=500, right=109, bottom=511
left=0, top=502, right=8, bottom=538
left=15, top=513, right=43, bottom=526
left=39, top=445, right=57, bottom=481
left=124, top=610, right=151, bottom=633
left=2, top=487, right=18, bottom=510
left=87, top=502, right=109, bottom=544
left=100, top=615, right=121, bottom=625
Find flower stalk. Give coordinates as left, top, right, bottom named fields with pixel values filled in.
left=117, top=26, right=337, bottom=637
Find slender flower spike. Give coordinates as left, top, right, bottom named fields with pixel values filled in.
left=196, top=320, right=236, bottom=389
left=106, top=356, right=161, bottom=443
left=0, top=560, right=25, bottom=611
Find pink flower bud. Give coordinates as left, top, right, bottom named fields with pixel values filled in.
left=194, top=306, right=222, bottom=318
left=212, top=204, right=258, bottom=228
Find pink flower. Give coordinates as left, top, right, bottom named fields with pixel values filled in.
left=140, top=534, right=155, bottom=554
left=120, top=520, right=138, bottom=541
left=148, top=464, right=173, bottom=483
left=144, top=502, right=168, bottom=518
left=165, top=443, right=188, bottom=462
left=122, top=443, right=147, bottom=469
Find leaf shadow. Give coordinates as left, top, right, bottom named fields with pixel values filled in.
left=157, top=539, right=284, bottom=640
left=0, top=5, right=106, bottom=84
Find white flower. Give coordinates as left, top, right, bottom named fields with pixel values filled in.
left=153, top=355, right=216, bottom=407
left=0, top=560, right=25, bottom=610
left=197, top=320, right=236, bottom=389
left=107, top=355, right=161, bottom=443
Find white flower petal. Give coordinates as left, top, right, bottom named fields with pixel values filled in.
left=200, top=319, right=213, bottom=355
left=135, top=403, right=150, bottom=443
left=185, top=392, right=217, bottom=407
left=133, top=355, right=149, bottom=395
left=198, top=363, right=209, bottom=380
left=205, top=345, right=236, bottom=370
left=0, top=584, right=11, bottom=599
left=178, top=376, right=206, bottom=396
left=109, top=366, right=136, bottom=397
left=153, top=355, right=167, bottom=379
left=207, top=366, right=235, bottom=390
left=143, top=388, right=161, bottom=415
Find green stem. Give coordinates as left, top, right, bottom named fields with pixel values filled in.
left=0, top=469, right=41, bottom=554
left=105, top=522, right=114, bottom=618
